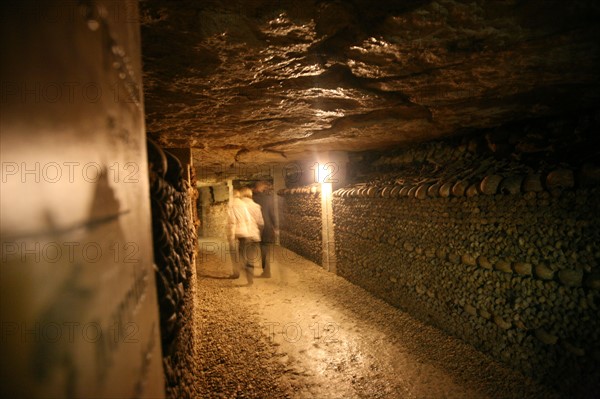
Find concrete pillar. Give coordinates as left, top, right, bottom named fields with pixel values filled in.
left=319, top=152, right=347, bottom=273
left=321, top=182, right=335, bottom=272
left=199, top=187, right=211, bottom=237
left=272, top=165, right=286, bottom=245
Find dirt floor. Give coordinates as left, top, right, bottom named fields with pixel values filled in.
left=194, top=238, right=560, bottom=399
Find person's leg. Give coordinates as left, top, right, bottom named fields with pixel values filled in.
left=261, top=242, right=271, bottom=278
left=241, top=238, right=254, bottom=285
left=231, top=238, right=241, bottom=278
left=260, top=242, right=268, bottom=270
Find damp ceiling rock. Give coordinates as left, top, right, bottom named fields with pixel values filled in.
left=140, top=0, right=600, bottom=171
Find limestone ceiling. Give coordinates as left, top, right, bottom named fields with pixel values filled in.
left=140, top=0, right=600, bottom=175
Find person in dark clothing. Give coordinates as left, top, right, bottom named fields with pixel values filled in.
left=253, top=181, right=277, bottom=278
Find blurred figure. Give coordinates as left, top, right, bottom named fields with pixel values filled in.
left=253, top=181, right=277, bottom=278
left=239, top=186, right=264, bottom=241
left=228, top=188, right=263, bottom=285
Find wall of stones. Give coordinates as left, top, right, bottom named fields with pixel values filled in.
left=201, top=203, right=229, bottom=239
left=147, top=142, right=199, bottom=398
left=332, top=113, right=600, bottom=395
left=199, top=185, right=229, bottom=239
left=278, top=186, right=323, bottom=266
left=334, top=188, right=599, bottom=391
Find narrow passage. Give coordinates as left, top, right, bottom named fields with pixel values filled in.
left=195, top=239, right=558, bottom=399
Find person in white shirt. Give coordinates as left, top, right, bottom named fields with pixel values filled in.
left=227, top=188, right=263, bottom=285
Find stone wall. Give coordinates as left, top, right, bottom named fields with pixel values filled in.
left=202, top=203, right=229, bottom=239
left=148, top=143, right=199, bottom=398
left=278, top=186, right=323, bottom=266
left=334, top=189, right=599, bottom=390
left=332, top=114, right=600, bottom=396
left=199, top=185, right=229, bottom=239
left=0, top=2, right=166, bottom=396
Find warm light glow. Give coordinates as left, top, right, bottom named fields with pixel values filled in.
left=317, top=163, right=329, bottom=184
left=321, top=180, right=332, bottom=197
left=310, top=160, right=339, bottom=185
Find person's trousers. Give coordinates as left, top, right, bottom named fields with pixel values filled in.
left=237, top=237, right=260, bottom=284
left=260, top=242, right=274, bottom=273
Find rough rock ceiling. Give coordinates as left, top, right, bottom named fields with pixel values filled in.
left=140, top=0, right=600, bottom=175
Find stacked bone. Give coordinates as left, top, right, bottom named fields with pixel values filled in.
left=333, top=146, right=600, bottom=395
left=150, top=175, right=196, bottom=346
left=278, top=185, right=322, bottom=266
left=334, top=166, right=600, bottom=200
left=148, top=141, right=199, bottom=391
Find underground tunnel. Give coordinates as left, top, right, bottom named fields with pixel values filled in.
left=1, top=0, right=600, bottom=398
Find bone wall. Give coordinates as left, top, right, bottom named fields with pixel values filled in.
left=278, top=187, right=323, bottom=266
left=332, top=113, right=600, bottom=395
left=148, top=143, right=200, bottom=398
left=334, top=189, right=599, bottom=389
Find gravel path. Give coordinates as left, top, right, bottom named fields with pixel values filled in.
left=194, top=239, right=559, bottom=399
